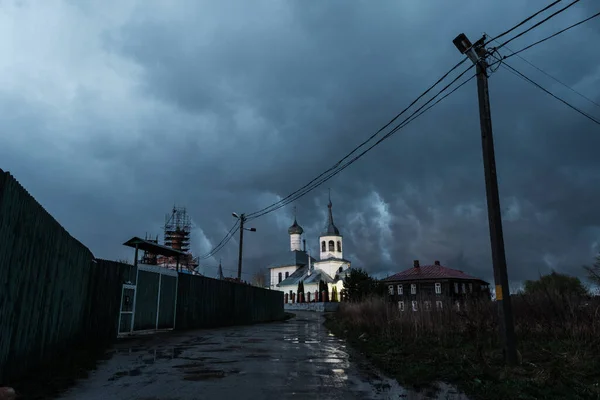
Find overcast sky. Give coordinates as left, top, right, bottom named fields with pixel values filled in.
left=1, top=0, right=599, bottom=286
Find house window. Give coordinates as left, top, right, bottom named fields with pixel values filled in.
left=436, top=300, right=443, bottom=310
left=469, top=283, right=473, bottom=293
left=285, top=271, right=289, bottom=279
left=388, top=285, right=394, bottom=295
left=412, top=301, right=418, bottom=311
left=278, top=272, right=282, bottom=283
left=398, top=301, right=405, bottom=311
left=411, top=284, right=417, bottom=294
left=455, top=301, right=461, bottom=311
left=424, top=301, right=431, bottom=311
left=454, top=282, right=459, bottom=293
left=337, top=241, right=342, bottom=252
left=435, top=282, right=441, bottom=294
left=328, top=240, right=335, bottom=252
left=462, top=283, right=466, bottom=293
left=321, top=241, right=326, bottom=252
left=397, top=285, right=403, bottom=295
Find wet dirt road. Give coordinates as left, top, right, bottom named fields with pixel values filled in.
left=58, top=312, right=467, bottom=400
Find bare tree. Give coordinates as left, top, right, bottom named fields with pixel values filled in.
left=252, top=271, right=266, bottom=288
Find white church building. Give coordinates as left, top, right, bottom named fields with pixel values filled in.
left=268, top=194, right=351, bottom=302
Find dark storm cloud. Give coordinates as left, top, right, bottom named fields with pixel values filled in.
left=1, top=0, right=599, bottom=285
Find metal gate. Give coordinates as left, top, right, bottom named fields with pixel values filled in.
left=118, top=265, right=178, bottom=336
left=118, top=284, right=136, bottom=334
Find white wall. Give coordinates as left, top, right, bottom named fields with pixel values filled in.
left=313, top=259, right=349, bottom=280
left=269, top=265, right=298, bottom=290
left=290, top=234, right=302, bottom=251
left=318, top=235, right=343, bottom=260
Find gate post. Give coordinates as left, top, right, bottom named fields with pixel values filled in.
left=155, top=273, right=163, bottom=330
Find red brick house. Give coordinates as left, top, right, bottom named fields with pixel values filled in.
left=383, top=260, right=491, bottom=312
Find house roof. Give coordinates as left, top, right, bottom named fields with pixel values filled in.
left=277, top=266, right=334, bottom=287
left=383, top=264, right=489, bottom=284
left=315, top=257, right=352, bottom=265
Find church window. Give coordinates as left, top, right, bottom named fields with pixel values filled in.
left=337, top=241, right=341, bottom=252
left=328, top=240, right=335, bottom=252
left=278, top=272, right=282, bottom=283
left=321, top=241, right=326, bottom=252
left=285, top=271, right=289, bottom=279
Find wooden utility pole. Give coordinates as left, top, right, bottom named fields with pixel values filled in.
left=237, top=213, right=245, bottom=280
left=452, top=33, right=518, bottom=365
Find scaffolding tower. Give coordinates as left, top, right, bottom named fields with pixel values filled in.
left=164, top=206, right=192, bottom=252
left=160, top=206, right=199, bottom=272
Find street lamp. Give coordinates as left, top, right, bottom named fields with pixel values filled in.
left=232, top=212, right=256, bottom=280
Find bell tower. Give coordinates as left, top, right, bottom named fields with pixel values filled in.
left=319, top=190, right=343, bottom=260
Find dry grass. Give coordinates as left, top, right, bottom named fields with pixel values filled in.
left=326, top=293, right=600, bottom=400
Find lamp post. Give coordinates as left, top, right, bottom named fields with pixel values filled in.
left=232, top=213, right=256, bottom=280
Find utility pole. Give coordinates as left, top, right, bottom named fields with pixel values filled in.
left=452, top=33, right=518, bottom=365
left=237, top=213, right=245, bottom=280
left=232, top=212, right=256, bottom=281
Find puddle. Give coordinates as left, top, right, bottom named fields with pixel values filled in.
left=245, top=354, right=271, bottom=359
left=241, top=338, right=264, bottom=343
left=182, top=368, right=241, bottom=381
left=108, top=367, right=144, bottom=381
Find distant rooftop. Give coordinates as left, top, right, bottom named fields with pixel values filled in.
left=383, top=260, right=489, bottom=284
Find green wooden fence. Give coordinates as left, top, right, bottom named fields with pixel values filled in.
left=0, top=169, right=129, bottom=384
left=176, top=274, right=285, bottom=330
left=0, top=168, right=285, bottom=385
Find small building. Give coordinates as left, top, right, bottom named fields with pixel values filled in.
left=383, top=260, right=491, bottom=312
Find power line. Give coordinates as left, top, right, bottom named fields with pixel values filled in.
left=499, top=10, right=600, bottom=59
left=246, top=2, right=588, bottom=222
left=201, top=2, right=593, bottom=258
left=495, top=41, right=600, bottom=110
left=197, top=220, right=239, bottom=260
left=493, top=0, right=581, bottom=52
left=485, top=0, right=564, bottom=45
left=487, top=9, right=600, bottom=71
left=247, top=67, right=476, bottom=221
left=245, top=57, right=470, bottom=219
left=501, top=61, right=600, bottom=125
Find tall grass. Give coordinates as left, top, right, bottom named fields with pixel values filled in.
left=336, top=292, right=600, bottom=346
left=331, top=292, right=600, bottom=398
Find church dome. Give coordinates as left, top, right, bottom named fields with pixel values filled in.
left=288, top=218, right=304, bottom=235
